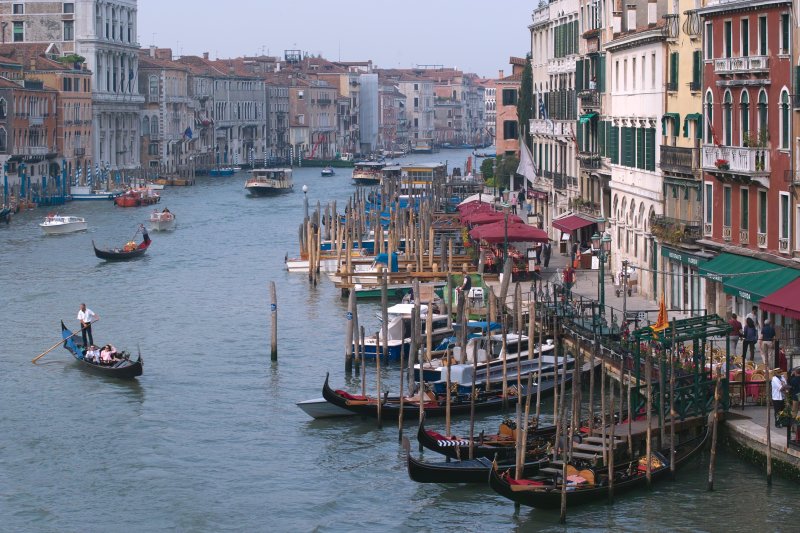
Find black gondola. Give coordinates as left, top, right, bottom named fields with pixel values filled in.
left=321, top=371, right=571, bottom=421
left=403, top=437, right=549, bottom=484
left=93, top=228, right=151, bottom=261
left=61, top=321, right=143, bottom=379
left=488, top=424, right=710, bottom=509
left=416, top=416, right=557, bottom=460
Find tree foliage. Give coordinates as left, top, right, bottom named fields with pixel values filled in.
left=517, top=56, right=533, bottom=151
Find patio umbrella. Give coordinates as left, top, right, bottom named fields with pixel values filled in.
left=457, top=199, right=494, bottom=213
left=464, top=211, right=524, bottom=226
left=458, top=193, right=495, bottom=206
left=469, top=221, right=549, bottom=243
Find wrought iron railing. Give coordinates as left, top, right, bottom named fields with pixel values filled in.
left=660, top=145, right=698, bottom=174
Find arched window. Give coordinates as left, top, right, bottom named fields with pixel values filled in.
left=150, top=117, right=158, bottom=137
left=149, top=75, right=158, bottom=96
left=780, top=89, right=790, bottom=150
left=705, top=91, right=713, bottom=144
left=740, top=90, right=750, bottom=145
left=141, top=115, right=149, bottom=135
left=613, top=194, right=619, bottom=221
left=0, top=98, right=6, bottom=119
left=757, top=89, right=768, bottom=139
left=0, top=127, right=6, bottom=153
left=723, top=90, right=732, bottom=146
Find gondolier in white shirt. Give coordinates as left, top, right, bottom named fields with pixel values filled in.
left=77, top=303, right=99, bottom=348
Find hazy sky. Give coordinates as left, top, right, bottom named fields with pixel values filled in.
left=138, top=0, right=533, bottom=78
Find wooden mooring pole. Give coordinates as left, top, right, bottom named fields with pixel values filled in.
left=708, top=370, right=721, bottom=491
left=269, top=281, right=278, bottom=360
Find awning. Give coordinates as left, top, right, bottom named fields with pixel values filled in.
left=528, top=188, right=549, bottom=201
left=698, top=253, right=800, bottom=303
left=684, top=113, right=702, bottom=138
left=579, top=112, right=598, bottom=124
left=660, top=246, right=711, bottom=267
left=662, top=113, right=680, bottom=135
left=760, top=278, right=800, bottom=319
left=552, top=214, right=595, bottom=234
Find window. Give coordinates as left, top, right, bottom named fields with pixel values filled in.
left=413, top=97, right=418, bottom=108
left=12, top=4, right=23, bottom=14
left=615, top=60, right=619, bottom=91
left=723, top=90, right=732, bottom=146
left=297, top=90, right=303, bottom=99
left=724, top=21, right=732, bottom=58
left=651, top=53, right=656, bottom=88
left=668, top=52, right=679, bottom=91
left=758, top=190, right=767, bottom=234
left=13, top=21, right=23, bottom=42
left=148, top=75, right=158, bottom=96
left=740, top=91, right=750, bottom=144
left=503, top=120, right=518, bottom=140
left=705, top=91, right=713, bottom=143
left=413, top=84, right=418, bottom=91
left=758, top=16, right=767, bottom=55
left=740, top=188, right=749, bottom=230
left=705, top=23, right=713, bottom=60
left=501, top=88, right=517, bottom=106
left=723, top=186, right=732, bottom=228
left=691, top=51, right=701, bottom=90
left=704, top=182, right=714, bottom=227
left=150, top=119, right=158, bottom=137
left=741, top=19, right=749, bottom=57
left=623, top=59, right=627, bottom=91
left=781, top=13, right=790, bottom=54
left=63, top=20, right=74, bottom=41
left=63, top=3, right=75, bottom=14
left=757, top=89, right=768, bottom=136
left=780, top=192, right=790, bottom=242
left=0, top=127, right=6, bottom=153
left=632, top=57, right=637, bottom=90
left=780, top=89, right=790, bottom=149
left=0, top=98, right=5, bottom=119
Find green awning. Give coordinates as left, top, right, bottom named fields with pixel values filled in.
left=579, top=112, right=598, bottom=123
left=684, top=113, right=702, bottom=138
left=698, top=253, right=800, bottom=302
left=661, top=113, right=681, bottom=136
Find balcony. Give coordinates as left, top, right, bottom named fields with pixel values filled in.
left=316, top=98, right=332, bottom=106
left=530, top=119, right=571, bottom=138
left=29, top=116, right=44, bottom=126
left=722, top=226, right=732, bottom=241
left=660, top=145, right=699, bottom=175
left=578, top=90, right=599, bottom=108
left=739, top=229, right=749, bottom=244
left=714, top=56, right=769, bottom=75
left=701, top=144, right=769, bottom=184
left=758, top=232, right=767, bottom=249
left=74, top=147, right=86, bottom=156
left=531, top=6, right=549, bottom=26
left=146, top=94, right=159, bottom=103
left=651, top=215, right=703, bottom=245
left=578, top=150, right=601, bottom=169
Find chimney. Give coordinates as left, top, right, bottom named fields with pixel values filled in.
left=498, top=70, right=504, bottom=79
left=202, top=52, right=209, bottom=60
left=149, top=45, right=156, bottom=58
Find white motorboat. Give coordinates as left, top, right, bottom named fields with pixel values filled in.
left=70, top=185, right=121, bottom=201
left=39, top=215, right=88, bottom=235
left=149, top=208, right=176, bottom=231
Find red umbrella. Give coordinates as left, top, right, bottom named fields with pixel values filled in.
left=457, top=200, right=494, bottom=213
left=469, top=221, right=549, bottom=243
left=464, top=211, right=524, bottom=226
left=458, top=203, right=495, bottom=222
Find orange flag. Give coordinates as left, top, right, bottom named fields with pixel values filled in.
left=651, top=293, right=669, bottom=333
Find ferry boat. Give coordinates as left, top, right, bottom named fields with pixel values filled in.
left=70, top=185, right=121, bottom=201
left=245, top=168, right=293, bottom=196
left=351, top=162, right=384, bottom=185
left=39, top=214, right=88, bottom=235
left=209, top=167, right=236, bottom=177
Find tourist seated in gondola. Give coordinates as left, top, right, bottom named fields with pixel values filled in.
left=85, top=345, right=100, bottom=363
left=100, top=344, right=118, bottom=364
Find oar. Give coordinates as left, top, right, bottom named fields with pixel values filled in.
left=32, top=320, right=98, bottom=364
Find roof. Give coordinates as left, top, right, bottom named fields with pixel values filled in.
left=0, top=43, right=84, bottom=73
left=698, top=253, right=800, bottom=303
left=552, top=214, right=596, bottom=233
left=175, top=55, right=227, bottom=77
left=138, top=52, right=190, bottom=72
left=760, top=278, right=800, bottom=319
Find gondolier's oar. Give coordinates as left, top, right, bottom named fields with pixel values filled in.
left=32, top=319, right=99, bottom=364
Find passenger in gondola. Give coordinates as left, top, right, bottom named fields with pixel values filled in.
left=85, top=345, right=100, bottom=363
left=100, top=344, right=118, bottom=364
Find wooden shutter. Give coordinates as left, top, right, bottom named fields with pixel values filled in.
left=576, top=59, right=584, bottom=93
left=636, top=128, right=646, bottom=168
left=670, top=53, right=679, bottom=87
left=597, top=55, right=606, bottom=92
left=599, top=120, right=606, bottom=157
left=645, top=128, right=656, bottom=171
left=611, top=126, right=619, bottom=165
left=692, top=51, right=701, bottom=88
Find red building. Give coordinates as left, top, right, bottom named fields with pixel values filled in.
left=698, top=0, right=793, bottom=255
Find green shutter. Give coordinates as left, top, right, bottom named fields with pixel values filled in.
left=692, top=51, right=701, bottom=88
left=782, top=14, right=789, bottom=52
left=576, top=59, right=584, bottom=92
left=610, top=126, right=619, bottom=164
left=599, top=120, right=606, bottom=157
left=597, top=55, right=606, bottom=92
left=636, top=128, right=645, bottom=169
left=645, top=128, right=656, bottom=171
left=576, top=120, right=584, bottom=151
left=670, top=53, right=679, bottom=87
left=795, top=65, right=800, bottom=98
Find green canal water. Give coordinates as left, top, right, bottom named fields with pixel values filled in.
left=0, top=150, right=793, bottom=532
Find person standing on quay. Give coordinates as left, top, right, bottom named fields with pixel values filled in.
left=562, top=265, right=576, bottom=298
left=77, top=303, right=98, bottom=348
left=542, top=241, right=552, bottom=268
left=761, top=319, right=776, bottom=366
left=728, top=313, right=742, bottom=353
left=742, top=317, right=758, bottom=362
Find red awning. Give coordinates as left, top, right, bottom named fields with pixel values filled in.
left=463, top=211, right=524, bottom=226
left=469, top=221, right=549, bottom=243
left=759, top=278, right=800, bottom=320
left=457, top=200, right=494, bottom=213
left=552, top=214, right=595, bottom=233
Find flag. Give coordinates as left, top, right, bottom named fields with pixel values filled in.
left=703, top=112, right=719, bottom=146
left=516, top=136, right=537, bottom=188
left=183, top=127, right=193, bottom=140
left=651, top=293, right=669, bottom=334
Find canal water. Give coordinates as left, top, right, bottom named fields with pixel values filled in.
left=0, top=149, right=792, bottom=532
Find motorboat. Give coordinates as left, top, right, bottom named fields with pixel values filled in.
left=149, top=208, right=176, bottom=231
left=70, top=185, right=121, bottom=201
left=39, top=214, right=87, bottom=235
left=245, top=168, right=293, bottom=196
left=115, top=188, right=161, bottom=207
left=351, top=162, right=384, bottom=185
left=321, top=167, right=335, bottom=177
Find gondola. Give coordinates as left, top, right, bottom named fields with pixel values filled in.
left=60, top=321, right=143, bottom=379
left=321, top=371, right=571, bottom=421
left=403, top=437, right=549, bottom=484
left=93, top=228, right=151, bottom=261
left=416, top=416, right=557, bottom=460
left=488, top=424, right=710, bottom=509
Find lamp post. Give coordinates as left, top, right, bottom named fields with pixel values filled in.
left=503, top=205, right=509, bottom=266
left=302, top=184, right=309, bottom=220
left=591, top=216, right=611, bottom=313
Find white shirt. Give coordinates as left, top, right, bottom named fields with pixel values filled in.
left=86, top=348, right=99, bottom=362
left=772, top=375, right=786, bottom=401
left=77, top=308, right=96, bottom=324
left=745, top=312, right=759, bottom=330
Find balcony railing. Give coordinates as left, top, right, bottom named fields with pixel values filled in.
left=739, top=229, right=749, bottom=244
left=660, top=145, right=699, bottom=175
left=714, top=56, right=769, bottom=75
left=578, top=90, right=600, bottom=108
left=530, top=119, right=571, bottom=137
left=701, top=145, right=769, bottom=176
left=146, top=94, right=159, bottom=103
left=704, top=222, right=712, bottom=236
left=74, top=147, right=85, bottom=156
left=14, top=146, right=48, bottom=156
left=780, top=238, right=789, bottom=253
left=758, top=232, right=767, bottom=248
left=29, top=116, right=44, bottom=126
left=578, top=150, right=601, bottom=169
left=651, top=215, right=703, bottom=245
left=722, top=226, right=732, bottom=241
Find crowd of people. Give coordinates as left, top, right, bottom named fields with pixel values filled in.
left=727, top=305, right=778, bottom=366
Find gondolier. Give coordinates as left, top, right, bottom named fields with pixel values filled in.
left=77, top=303, right=98, bottom=347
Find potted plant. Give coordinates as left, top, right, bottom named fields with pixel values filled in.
left=714, top=158, right=729, bottom=170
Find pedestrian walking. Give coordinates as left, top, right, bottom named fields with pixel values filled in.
left=728, top=313, right=742, bottom=353
left=510, top=192, right=518, bottom=214
left=563, top=265, right=576, bottom=298
left=761, top=319, right=776, bottom=367
left=742, top=317, right=758, bottom=361
left=542, top=241, right=552, bottom=268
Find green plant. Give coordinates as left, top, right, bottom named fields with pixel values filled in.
left=58, top=54, right=85, bottom=64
